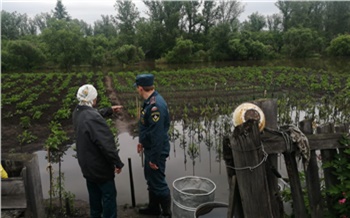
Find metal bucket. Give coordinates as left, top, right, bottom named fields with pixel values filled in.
left=195, top=202, right=228, bottom=218
left=172, top=176, right=216, bottom=218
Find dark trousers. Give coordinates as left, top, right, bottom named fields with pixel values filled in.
left=86, top=179, right=117, bottom=218
left=144, top=153, right=170, bottom=197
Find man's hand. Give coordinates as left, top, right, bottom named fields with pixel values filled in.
left=112, top=105, right=123, bottom=113
left=149, top=161, right=158, bottom=170
left=115, top=167, right=122, bottom=174
left=137, top=143, right=143, bottom=154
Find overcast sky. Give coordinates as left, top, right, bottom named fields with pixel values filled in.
left=1, top=0, right=279, bottom=25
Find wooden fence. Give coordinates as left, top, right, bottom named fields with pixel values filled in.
left=223, top=99, right=349, bottom=218
left=1, top=153, right=45, bottom=218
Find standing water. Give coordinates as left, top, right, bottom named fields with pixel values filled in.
left=35, top=120, right=229, bottom=206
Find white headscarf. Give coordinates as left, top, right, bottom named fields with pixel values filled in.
left=77, top=84, right=98, bottom=107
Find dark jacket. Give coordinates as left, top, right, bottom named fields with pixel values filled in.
left=139, top=91, right=170, bottom=165
left=73, top=105, right=124, bottom=183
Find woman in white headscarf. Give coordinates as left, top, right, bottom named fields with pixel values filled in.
left=76, top=84, right=98, bottom=107
left=73, top=84, right=124, bottom=218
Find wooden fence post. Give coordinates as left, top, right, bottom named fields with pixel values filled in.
left=282, top=150, right=308, bottom=218
left=1, top=153, right=45, bottom=218
left=299, top=119, right=324, bottom=218
left=230, top=120, right=273, bottom=217
left=223, top=136, right=244, bottom=218
left=317, top=123, right=339, bottom=215
left=254, top=99, right=283, bottom=218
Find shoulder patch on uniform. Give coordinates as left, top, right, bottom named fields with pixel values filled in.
left=151, top=106, right=158, bottom=111
left=151, top=112, right=160, bottom=122
left=150, top=96, right=156, bottom=105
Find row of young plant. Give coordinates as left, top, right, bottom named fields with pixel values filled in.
left=1, top=71, right=113, bottom=216
left=2, top=66, right=349, bottom=216
left=110, top=66, right=346, bottom=93
left=2, top=66, right=349, bottom=152
left=109, top=66, right=349, bottom=123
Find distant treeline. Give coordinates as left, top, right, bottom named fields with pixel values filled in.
left=1, top=0, right=350, bottom=72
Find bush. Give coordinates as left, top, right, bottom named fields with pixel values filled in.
left=114, top=44, right=144, bottom=65
left=327, top=34, right=350, bottom=57
left=282, top=28, right=319, bottom=58
left=323, top=134, right=350, bottom=217
left=164, top=37, right=194, bottom=63
left=1, top=40, right=46, bottom=71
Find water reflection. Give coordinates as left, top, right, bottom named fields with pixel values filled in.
left=35, top=100, right=348, bottom=207
left=36, top=119, right=231, bottom=205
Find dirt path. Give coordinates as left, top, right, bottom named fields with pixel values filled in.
left=105, top=75, right=137, bottom=134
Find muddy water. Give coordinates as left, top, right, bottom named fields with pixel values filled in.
left=35, top=130, right=230, bottom=206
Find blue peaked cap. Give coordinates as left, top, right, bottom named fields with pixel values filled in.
left=134, top=74, right=154, bottom=87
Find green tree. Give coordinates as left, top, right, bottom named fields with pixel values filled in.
left=208, top=22, right=238, bottom=61
left=228, top=38, right=248, bottom=60
left=41, top=20, right=90, bottom=71
left=253, top=31, right=282, bottom=55
left=199, top=1, right=220, bottom=51
left=93, top=15, right=117, bottom=38
left=143, top=0, right=164, bottom=22
left=282, top=27, right=319, bottom=58
left=267, top=14, right=283, bottom=32
left=135, top=19, right=165, bottom=59
left=34, top=12, right=53, bottom=32
left=275, top=0, right=293, bottom=31
left=114, top=0, right=140, bottom=45
left=241, top=12, right=266, bottom=32
left=327, top=34, right=350, bottom=57
left=71, top=19, right=93, bottom=36
left=324, top=2, right=350, bottom=40
left=276, top=1, right=327, bottom=33
left=201, top=1, right=219, bottom=35
left=142, top=1, right=183, bottom=57
left=217, top=0, right=244, bottom=24
left=52, top=0, right=70, bottom=20
left=162, top=1, right=183, bottom=53
left=181, top=1, right=202, bottom=37
left=87, top=35, right=114, bottom=66
left=228, top=31, right=269, bottom=60
left=1, top=11, right=35, bottom=40
left=114, top=44, right=144, bottom=65
left=164, top=37, right=194, bottom=63
left=1, top=40, right=46, bottom=71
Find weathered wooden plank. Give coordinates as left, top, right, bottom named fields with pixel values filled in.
left=231, top=120, right=273, bottom=217
left=317, top=124, right=339, bottom=215
left=1, top=177, right=27, bottom=209
left=336, top=123, right=350, bottom=157
left=254, top=99, right=283, bottom=218
left=261, top=132, right=345, bottom=154
left=283, top=151, right=308, bottom=218
left=223, top=136, right=235, bottom=218
left=1, top=178, right=25, bottom=195
left=317, top=124, right=338, bottom=187
left=1, top=153, right=45, bottom=218
left=1, top=195, right=27, bottom=209
left=299, top=120, right=324, bottom=218
left=223, top=136, right=244, bottom=218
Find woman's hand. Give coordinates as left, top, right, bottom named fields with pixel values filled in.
left=137, top=143, right=143, bottom=154
left=115, top=167, right=122, bottom=174
left=111, top=105, right=123, bottom=113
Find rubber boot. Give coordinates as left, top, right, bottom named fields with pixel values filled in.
left=159, top=194, right=172, bottom=218
left=138, top=191, right=161, bottom=216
